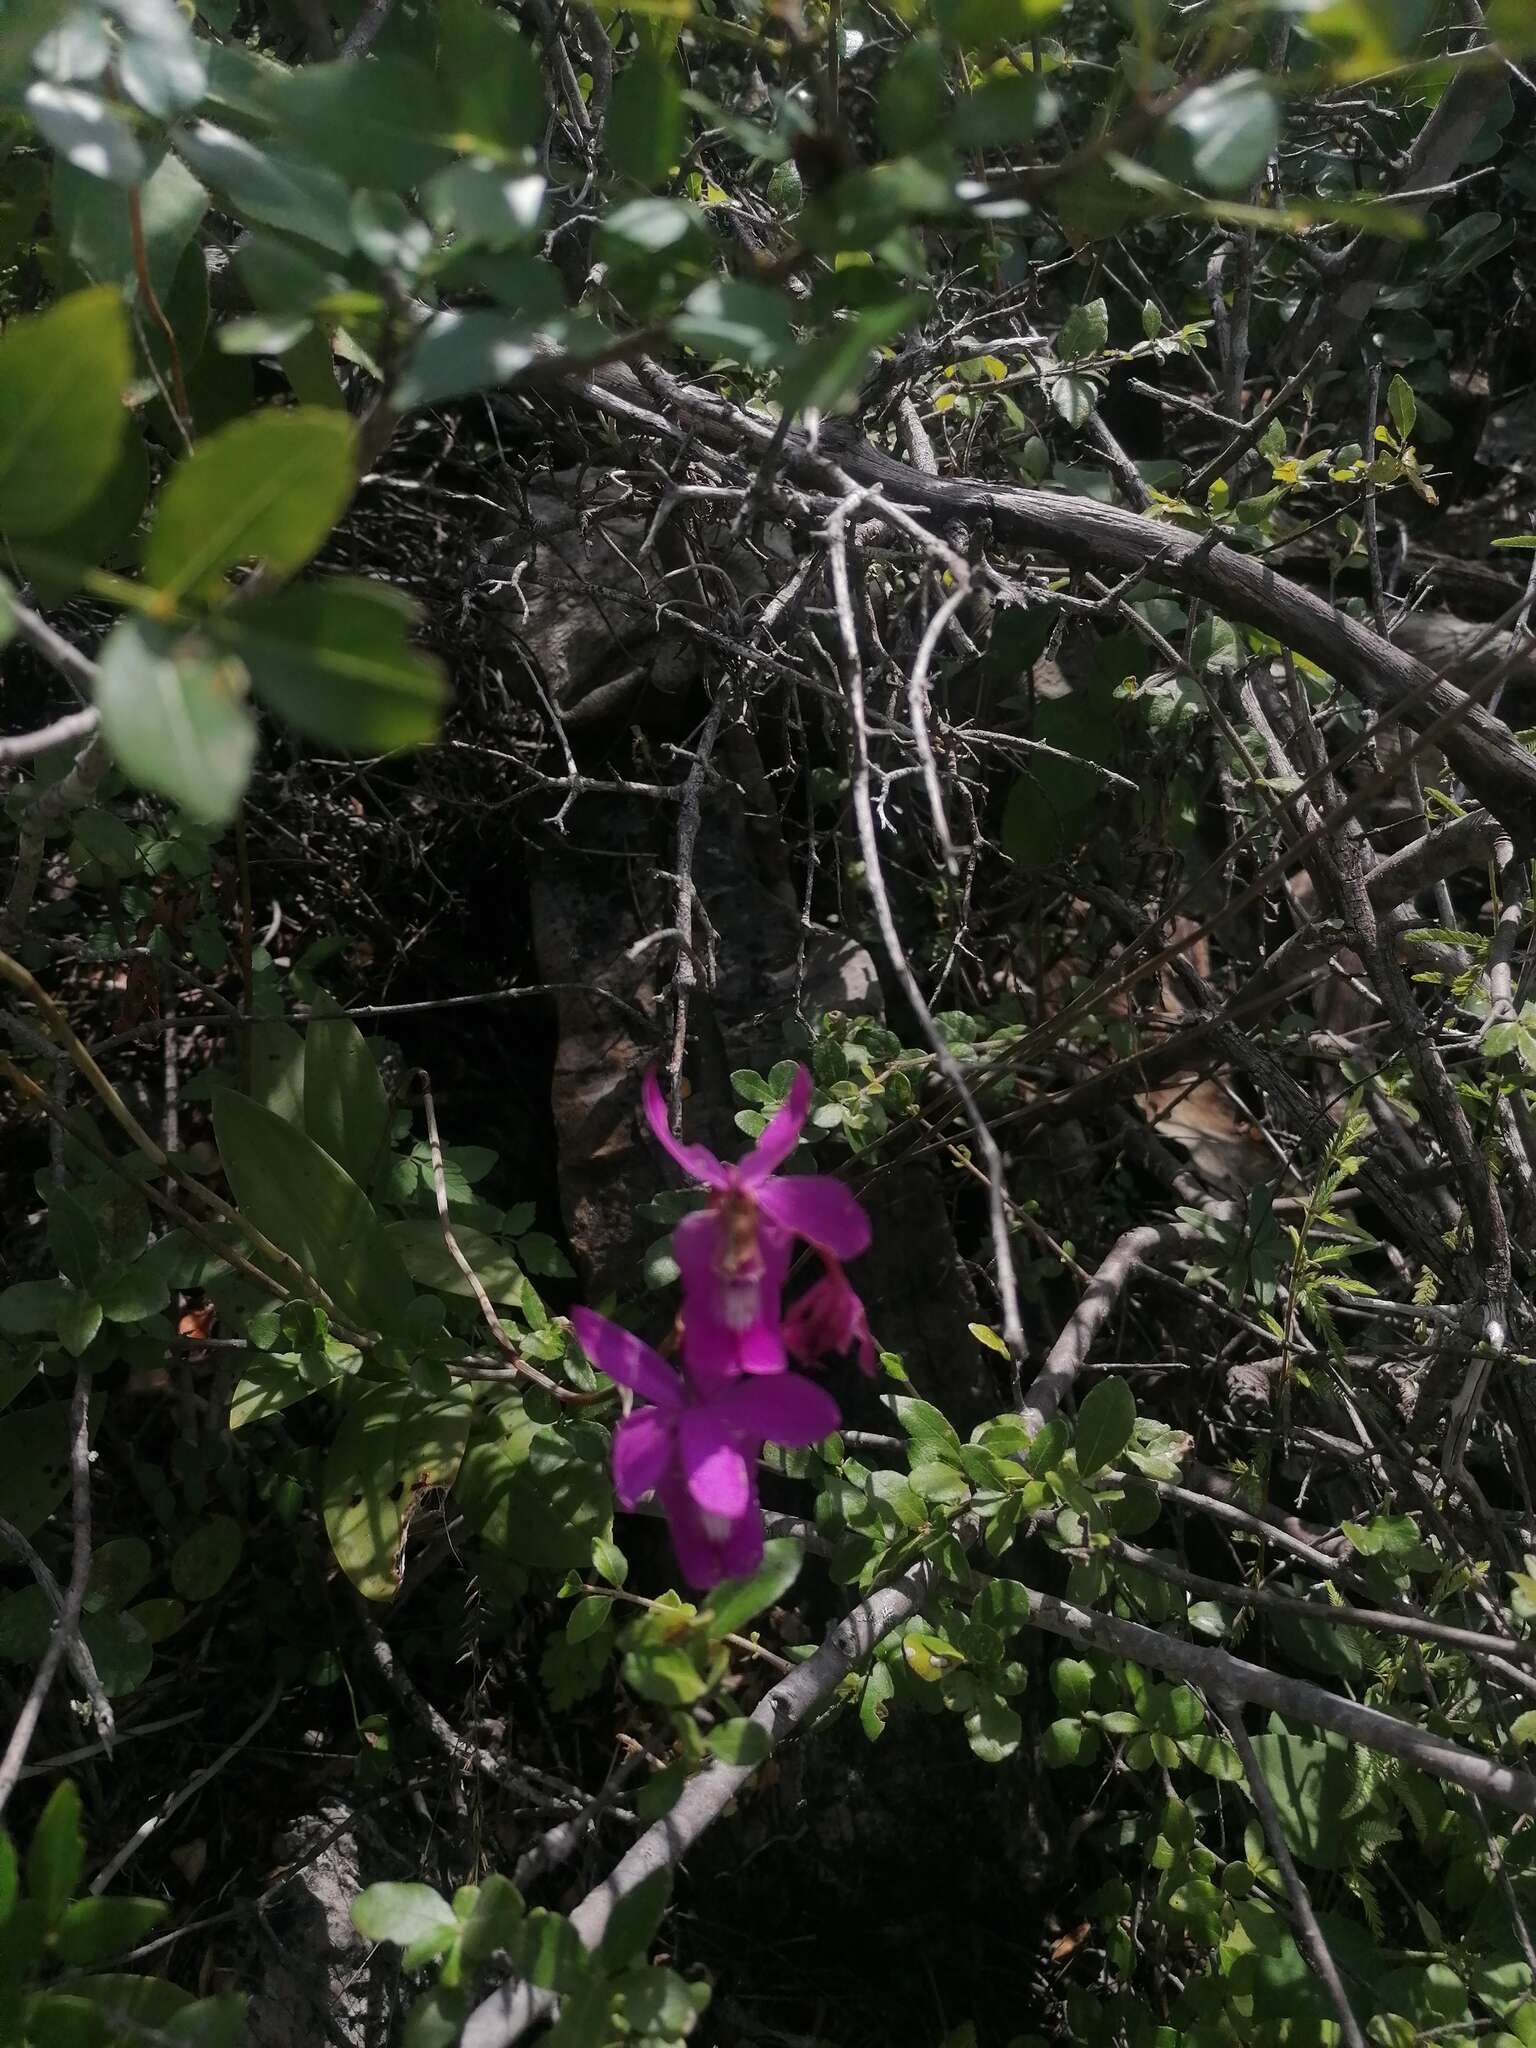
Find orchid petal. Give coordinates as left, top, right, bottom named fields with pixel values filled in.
left=737, top=1064, right=813, bottom=1186
left=713, top=1370, right=842, bottom=1448
left=677, top=1408, right=753, bottom=1518
left=757, top=1173, right=872, bottom=1260
left=569, top=1307, right=681, bottom=1408
left=659, top=1469, right=764, bottom=1588
left=785, top=1265, right=878, bottom=1376
left=641, top=1068, right=728, bottom=1190
left=674, top=1213, right=790, bottom=1382
left=611, top=1408, right=674, bottom=1508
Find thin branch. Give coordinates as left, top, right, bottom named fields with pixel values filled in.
left=826, top=493, right=1029, bottom=1397
left=1216, top=1693, right=1369, bottom=2048
left=0, top=1376, right=97, bottom=1818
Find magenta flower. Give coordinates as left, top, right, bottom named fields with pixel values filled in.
left=785, top=1261, right=878, bottom=1377
left=570, top=1306, right=839, bottom=1587
left=642, top=1067, right=871, bottom=1360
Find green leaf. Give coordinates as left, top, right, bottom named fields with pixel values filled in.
left=25, top=82, right=145, bottom=186
left=567, top=1596, right=612, bottom=1643
left=55, top=148, right=208, bottom=306
left=609, top=53, right=682, bottom=185
left=1387, top=373, right=1416, bottom=441
left=953, top=69, right=1051, bottom=147
left=973, top=1579, right=1032, bottom=1636
left=394, top=309, right=546, bottom=408
left=248, top=1017, right=307, bottom=1125
left=0, top=1826, right=16, bottom=1922
left=504, top=1908, right=591, bottom=1992
left=264, top=57, right=453, bottom=189
left=0, top=286, right=130, bottom=540
left=674, top=279, right=795, bottom=370
left=1049, top=1657, right=1094, bottom=1711
left=170, top=1514, right=244, bottom=1601
left=303, top=1012, right=391, bottom=1183
left=1051, top=373, right=1097, bottom=427
left=84, top=1537, right=154, bottom=1617
left=706, top=1718, right=772, bottom=1767
left=384, top=1219, right=525, bottom=1303
left=597, top=1869, right=671, bottom=1973
left=1074, top=1378, right=1135, bottom=1479
left=26, top=1781, right=83, bottom=1927
left=1041, top=1717, right=1098, bottom=1767
left=23, top=425, right=151, bottom=604
left=212, top=1088, right=415, bottom=1331
left=55, top=1289, right=102, bottom=1357
left=1491, top=0, right=1536, bottom=56
left=1248, top=1731, right=1358, bottom=1869
left=144, top=406, right=355, bottom=603
left=890, top=1395, right=962, bottom=1451
left=964, top=1695, right=1021, bottom=1764
left=403, top=1989, right=469, bottom=2048
left=878, top=36, right=944, bottom=153
left=0, top=1281, right=69, bottom=1336
left=437, top=0, right=543, bottom=154
left=455, top=1413, right=611, bottom=1571
left=704, top=1538, right=804, bottom=1637
left=622, top=1640, right=707, bottom=1706
left=424, top=159, right=545, bottom=251
left=859, top=1657, right=896, bottom=1740
left=117, top=4, right=208, bottom=119
left=1058, top=296, right=1108, bottom=360
left=323, top=1381, right=474, bottom=1599
left=1165, top=72, right=1278, bottom=193
left=212, top=579, right=447, bottom=751
left=457, top=1875, right=525, bottom=1971
left=0, top=1401, right=76, bottom=1538
left=93, top=618, right=257, bottom=827
left=172, top=121, right=356, bottom=255
left=80, top=1608, right=153, bottom=1696
left=47, top=1192, right=101, bottom=1290
left=352, top=1882, right=458, bottom=1952
left=779, top=295, right=924, bottom=416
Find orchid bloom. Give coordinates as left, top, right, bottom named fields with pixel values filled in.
left=785, top=1260, right=878, bottom=1377
left=569, top=1306, right=839, bottom=1587
left=642, top=1066, right=872, bottom=1375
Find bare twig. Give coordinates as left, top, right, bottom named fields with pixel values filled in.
left=0, top=1377, right=99, bottom=1817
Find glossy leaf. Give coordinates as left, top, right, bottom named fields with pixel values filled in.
left=170, top=1514, right=244, bottom=1600
left=26, top=1781, right=83, bottom=1927
left=144, top=406, right=355, bottom=603
left=674, top=279, right=795, bottom=370
left=212, top=579, right=448, bottom=752
left=395, top=310, right=542, bottom=408
left=1165, top=72, right=1278, bottom=194
left=704, top=1537, right=804, bottom=1637
left=1074, top=1378, right=1135, bottom=1479
left=25, top=82, right=144, bottom=185
left=0, top=1401, right=76, bottom=1539
left=437, top=0, right=543, bottom=155
left=304, top=1012, right=391, bottom=1184
left=609, top=54, right=683, bottom=186
left=173, top=121, right=356, bottom=255
left=0, top=287, right=130, bottom=540
left=384, top=1219, right=526, bottom=1305
left=212, top=1089, right=415, bottom=1331
left=264, top=57, right=453, bottom=188
left=324, top=1382, right=475, bottom=1599
left=93, top=618, right=257, bottom=826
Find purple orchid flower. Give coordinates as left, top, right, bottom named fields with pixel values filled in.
left=785, top=1260, right=878, bottom=1377
left=642, top=1066, right=872, bottom=1376
left=569, top=1306, right=839, bottom=1587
